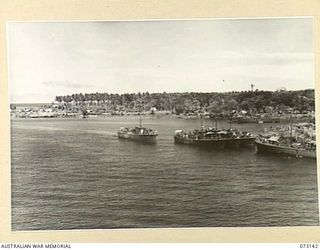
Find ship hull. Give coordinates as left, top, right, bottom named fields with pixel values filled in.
left=118, top=132, right=157, bottom=143
left=255, top=141, right=316, bottom=158
left=174, top=136, right=255, bottom=149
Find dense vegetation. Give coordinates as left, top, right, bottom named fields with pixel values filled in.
left=55, top=89, right=315, bottom=115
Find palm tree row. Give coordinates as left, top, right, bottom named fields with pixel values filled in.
left=54, top=89, right=315, bottom=115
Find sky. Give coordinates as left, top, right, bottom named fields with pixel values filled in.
left=8, top=18, right=314, bottom=103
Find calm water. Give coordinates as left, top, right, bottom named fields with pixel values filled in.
left=11, top=116, right=319, bottom=230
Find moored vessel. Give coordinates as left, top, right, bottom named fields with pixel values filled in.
left=255, top=139, right=316, bottom=158
left=174, top=127, right=255, bottom=149
left=255, top=122, right=316, bottom=158
left=117, top=117, right=158, bottom=143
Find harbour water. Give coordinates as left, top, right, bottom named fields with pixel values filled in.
left=11, top=116, right=319, bottom=230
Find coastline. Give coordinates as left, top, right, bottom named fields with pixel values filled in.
left=9, top=111, right=314, bottom=124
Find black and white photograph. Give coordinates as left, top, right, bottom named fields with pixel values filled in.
left=8, top=17, right=318, bottom=231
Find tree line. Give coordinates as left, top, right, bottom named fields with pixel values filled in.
left=54, top=89, right=315, bottom=115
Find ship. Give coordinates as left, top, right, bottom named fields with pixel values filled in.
left=255, top=123, right=316, bottom=158
left=117, top=117, right=158, bottom=143
left=255, top=139, right=316, bottom=158
left=174, top=116, right=255, bottom=148
left=174, top=127, right=255, bottom=149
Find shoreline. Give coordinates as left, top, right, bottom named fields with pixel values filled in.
left=10, top=112, right=313, bottom=124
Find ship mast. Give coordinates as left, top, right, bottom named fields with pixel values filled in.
left=139, top=114, right=142, bottom=128
left=290, top=114, right=293, bottom=137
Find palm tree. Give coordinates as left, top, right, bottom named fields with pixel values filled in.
left=55, top=96, right=62, bottom=103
